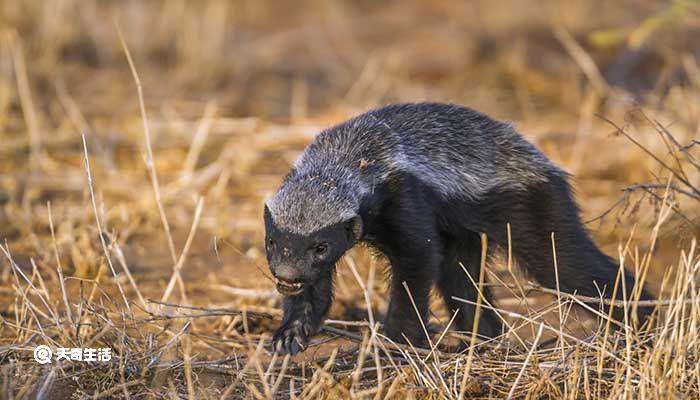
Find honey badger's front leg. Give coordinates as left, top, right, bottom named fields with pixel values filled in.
left=272, top=268, right=334, bottom=354
left=368, top=175, right=444, bottom=347
left=384, top=249, right=441, bottom=347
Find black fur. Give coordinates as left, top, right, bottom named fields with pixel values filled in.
left=264, top=102, right=654, bottom=354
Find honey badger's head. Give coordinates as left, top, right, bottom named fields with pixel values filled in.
left=263, top=173, right=363, bottom=295
left=264, top=205, right=362, bottom=295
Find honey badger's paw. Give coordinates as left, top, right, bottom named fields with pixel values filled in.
left=272, top=320, right=314, bottom=354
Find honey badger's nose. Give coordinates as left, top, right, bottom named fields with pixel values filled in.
left=273, top=264, right=301, bottom=283
left=272, top=264, right=305, bottom=295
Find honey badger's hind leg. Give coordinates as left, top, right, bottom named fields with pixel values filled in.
left=475, top=172, right=655, bottom=327
left=437, top=232, right=502, bottom=339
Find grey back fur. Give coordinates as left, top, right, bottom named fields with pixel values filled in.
left=267, top=102, right=563, bottom=235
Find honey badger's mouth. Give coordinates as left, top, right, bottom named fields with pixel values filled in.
left=274, top=277, right=304, bottom=295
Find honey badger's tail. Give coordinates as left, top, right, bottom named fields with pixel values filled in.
left=474, top=170, right=655, bottom=327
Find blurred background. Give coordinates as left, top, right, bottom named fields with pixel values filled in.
left=0, top=0, right=699, bottom=378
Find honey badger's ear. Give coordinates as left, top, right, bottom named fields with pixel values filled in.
left=346, top=216, right=363, bottom=243
left=263, top=202, right=273, bottom=223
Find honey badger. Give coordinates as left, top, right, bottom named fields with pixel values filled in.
left=264, top=102, right=653, bottom=354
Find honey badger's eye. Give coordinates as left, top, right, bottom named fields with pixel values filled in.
left=267, top=237, right=274, bottom=246
left=314, top=243, right=328, bottom=255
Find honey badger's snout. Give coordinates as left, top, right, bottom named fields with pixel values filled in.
left=271, top=263, right=305, bottom=295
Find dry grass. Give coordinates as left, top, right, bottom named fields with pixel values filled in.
left=0, top=1, right=699, bottom=398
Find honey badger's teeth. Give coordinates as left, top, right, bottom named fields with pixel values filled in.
left=274, top=278, right=304, bottom=295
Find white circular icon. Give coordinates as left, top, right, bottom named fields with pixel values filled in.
left=34, top=345, right=52, bottom=364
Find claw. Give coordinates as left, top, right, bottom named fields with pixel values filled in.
left=272, top=319, right=315, bottom=355
left=290, top=341, right=299, bottom=354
